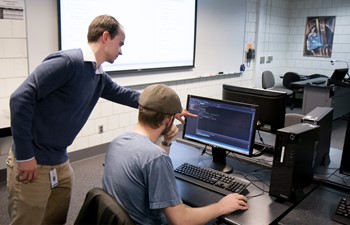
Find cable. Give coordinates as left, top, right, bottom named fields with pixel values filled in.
left=331, top=172, right=350, bottom=186
left=246, top=60, right=251, bottom=68
left=252, top=130, right=267, bottom=157
left=252, top=148, right=265, bottom=157
left=245, top=168, right=271, bottom=199
left=201, top=144, right=209, bottom=155
left=224, top=152, right=273, bottom=199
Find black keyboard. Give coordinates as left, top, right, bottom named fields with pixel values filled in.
left=174, top=163, right=250, bottom=195
left=332, top=197, right=350, bottom=225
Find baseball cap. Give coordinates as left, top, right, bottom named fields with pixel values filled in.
left=139, top=84, right=182, bottom=114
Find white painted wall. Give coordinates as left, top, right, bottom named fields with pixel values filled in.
left=0, top=0, right=250, bottom=169
left=253, top=0, right=350, bottom=87
left=2, top=0, right=350, bottom=170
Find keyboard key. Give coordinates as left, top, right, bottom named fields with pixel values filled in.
left=332, top=197, right=350, bottom=225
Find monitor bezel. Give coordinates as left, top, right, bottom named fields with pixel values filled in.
left=182, top=94, right=258, bottom=157
left=222, top=84, right=287, bottom=133
left=330, top=68, right=348, bottom=81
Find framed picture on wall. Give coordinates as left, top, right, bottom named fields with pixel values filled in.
left=303, top=16, right=336, bottom=58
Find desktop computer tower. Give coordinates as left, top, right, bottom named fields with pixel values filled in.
left=302, top=107, right=333, bottom=167
left=340, top=117, right=350, bottom=175
left=269, top=123, right=319, bottom=202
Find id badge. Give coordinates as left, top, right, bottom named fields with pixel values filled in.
left=50, top=168, right=58, bottom=188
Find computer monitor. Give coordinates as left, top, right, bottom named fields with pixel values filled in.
left=182, top=95, right=258, bottom=173
left=328, top=68, right=349, bottom=87
left=222, top=84, right=287, bottom=133
left=330, top=68, right=348, bottom=82
left=340, top=117, right=350, bottom=175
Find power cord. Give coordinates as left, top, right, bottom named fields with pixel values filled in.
left=201, top=144, right=209, bottom=155
left=252, top=130, right=267, bottom=157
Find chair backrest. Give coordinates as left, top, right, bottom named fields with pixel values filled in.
left=262, top=70, right=275, bottom=89
left=283, top=72, right=300, bottom=89
left=74, top=187, right=135, bottom=225
left=284, top=113, right=304, bottom=127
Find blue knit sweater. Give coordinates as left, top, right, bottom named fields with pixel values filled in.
left=10, top=49, right=140, bottom=165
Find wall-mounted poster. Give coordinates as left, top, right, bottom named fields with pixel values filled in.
left=0, top=0, right=24, bottom=20
left=303, top=16, right=336, bottom=58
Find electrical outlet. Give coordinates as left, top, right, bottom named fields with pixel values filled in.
left=260, top=57, right=265, bottom=64
left=98, top=125, right=104, bottom=134
left=267, top=56, right=273, bottom=63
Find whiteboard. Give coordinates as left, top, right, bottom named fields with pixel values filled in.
left=59, top=0, right=197, bottom=72
left=26, top=0, right=246, bottom=84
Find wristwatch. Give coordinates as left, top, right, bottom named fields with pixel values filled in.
left=161, top=141, right=172, bottom=147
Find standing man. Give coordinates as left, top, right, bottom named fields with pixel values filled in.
left=103, top=84, right=249, bottom=225
left=7, top=15, right=191, bottom=225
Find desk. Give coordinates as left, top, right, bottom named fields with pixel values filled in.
left=291, top=78, right=350, bottom=119
left=170, top=141, right=295, bottom=225
left=278, top=184, right=349, bottom=225
left=290, top=77, right=328, bottom=88
left=279, top=75, right=310, bottom=80
left=170, top=139, right=350, bottom=225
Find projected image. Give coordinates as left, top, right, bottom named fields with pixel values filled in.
left=59, top=0, right=197, bottom=72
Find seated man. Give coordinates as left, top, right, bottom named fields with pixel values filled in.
left=102, top=84, right=248, bottom=225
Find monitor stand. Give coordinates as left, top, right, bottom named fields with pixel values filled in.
left=199, top=146, right=233, bottom=174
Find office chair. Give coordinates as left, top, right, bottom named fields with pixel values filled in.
left=262, top=70, right=293, bottom=95
left=282, top=72, right=303, bottom=110
left=262, top=71, right=293, bottom=110
left=74, top=187, right=135, bottom=225
left=284, top=113, right=304, bottom=127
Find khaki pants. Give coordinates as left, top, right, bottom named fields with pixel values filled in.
left=6, top=150, right=74, bottom=225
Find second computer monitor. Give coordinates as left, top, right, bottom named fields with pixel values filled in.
left=330, top=68, right=348, bottom=82
left=222, top=84, right=287, bottom=133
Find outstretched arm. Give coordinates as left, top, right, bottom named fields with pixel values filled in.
left=175, top=109, right=197, bottom=124
left=163, top=193, right=248, bottom=225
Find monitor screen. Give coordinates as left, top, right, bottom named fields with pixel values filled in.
left=340, top=118, right=350, bottom=175
left=222, top=84, right=287, bottom=133
left=182, top=95, right=258, bottom=172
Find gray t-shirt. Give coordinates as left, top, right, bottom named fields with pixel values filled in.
left=102, top=132, right=182, bottom=225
